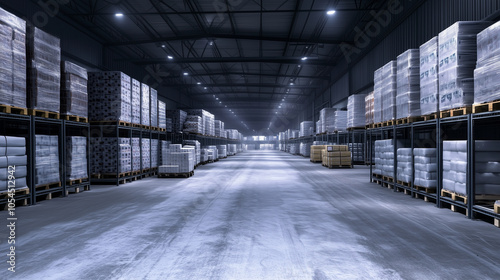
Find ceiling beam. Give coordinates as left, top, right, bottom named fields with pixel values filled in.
left=123, top=56, right=333, bottom=66
left=173, top=83, right=320, bottom=89
left=173, top=72, right=330, bottom=80
left=190, top=91, right=307, bottom=96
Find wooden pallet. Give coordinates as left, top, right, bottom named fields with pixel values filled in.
left=494, top=201, right=500, bottom=228
left=131, top=123, right=142, bottom=128
left=91, top=172, right=130, bottom=179
left=158, top=171, right=194, bottom=178
left=66, top=178, right=89, bottom=186
left=372, top=173, right=382, bottom=179
left=396, top=180, right=411, bottom=187
left=473, top=100, right=500, bottom=114
left=310, top=160, right=322, bottom=163
left=395, top=116, right=424, bottom=125
left=326, top=164, right=353, bottom=169
left=441, top=189, right=467, bottom=204
left=422, top=113, right=438, bottom=121
left=414, top=185, right=436, bottom=194
left=131, top=170, right=141, bottom=176
left=66, top=184, right=90, bottom=195
left=0, top=104, right=28, bottom=115
left=62, top=114, right=88, bottom=123
left=29, top=109, right=60, bottom=119
left=383, top=176, right=394, bottom=183
left=0, top=188, right=30, bottom=210
left=35, top=182, right=62, bottom=191
left=440, top=106, right=472, bottom=119
left=91, top=120, right=132, bottom=127
left=158, top=128, right=166, bottom=132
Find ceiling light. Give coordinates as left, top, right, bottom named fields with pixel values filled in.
left=115, top=13, right=124, bottom=17
left=298, top=65, right=301, bottom=68
left=225, top=105, right=227, bottom=107
left=219, top=101, right=222, bottom=104
left=183, top=72, right=188, bottom=76
left=216, top=98, right=219, bottom=100
left=204, top=87, right=207, bottom=90
left=327, top=10, right=336, bottom=15
left=301, top=57, right=308, bottom=61
left=197, top=82, right=201, bottom=85
left=209, top=41, right=214, bottom=46
left=282, top=99, right=284, bottom=101
left=290, top=82, right=294, bottom=86
left=279, top=106, right=281, bottom=108
left=167, top=56, right=173, bottom=60
left=161, top=44, right=165, bottom=48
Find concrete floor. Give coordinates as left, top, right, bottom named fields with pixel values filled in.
left=2, top=150, right=500, bottom=279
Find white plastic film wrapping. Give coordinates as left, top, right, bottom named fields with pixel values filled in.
left=414, top=148, right=437, bottom=188
left=215, top=120, right=225, bottom=138
left=365, top=92, right=374, bottom=125
left=299, top=121, right=314, bottom=137
left=0, top=8, right=26, bottom=108
left=373, top=68, right=383, bottom=123
left=316, top=120, right=322, bottom=135
left=320, top=108, right=336, bottom=133
left=141, top=83, right=150, bottom=126
left=150, top=88, right=158, bottom=128
left=0, top=136, right=27, bottom=190
left=348, top=143, right=364, bottom=162
left=442, top=140, right=467, bottom=195
left=333, top=110, right=347, bottom=132
left=142, top=138, right=151, bottom=170
left=183, top=115, right=203, bottom=134
left=160, top=144, right=195, bottom=173
left=474, top=21, right=500, bottom=104
left=166, top=109, right=187, bottom=133
left=131, top=79, right=141, bottom=124
left=35, top=135, right=59, bottom=185
left=151, top=139, right=158, bottom=168
left=347, top=94, right=367, bottom=128
left=420, top=37, right=439, bottom=115
left=132, top=138, right=141, bottom=172
left=61, top=61, right=88, bottom=118
left=374, top=139, right=395, bottom=177
left=183, top=140, right=201, bottom=165
left=66, top=136, right=88, bottom=180
left=300, top=142, right=311, bottom=157
left=91, top=137, right=131, bottom=174
left=227, top=144, right=237, bottom=155
left=474, top=140, right=500, bottom=195
left=88, top=72, right=131, bottom=122
left=217, top=145, right=227, bottom=159
left=382, top=61, right=397, bottom=122
left=27, top=26, right=60, bottom=112
left=185, top=109, right=215, bottom=136
left=396, top=49, right=421, bottom=119
left=158, top=101, right=166, bottom=129
left=160, top=140, right=171, bottom=165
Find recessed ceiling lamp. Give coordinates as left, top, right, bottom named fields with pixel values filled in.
left=197, top=82, right=201, bottom=85
left=301, top=57, right=308, bottom=61
left=183, top=72, right=188, bottom=76
left=115, top=13, right=124, bottom=17
left=167, top=56, right=173, bottom=60
left=327, top=10, right=336, bottom=15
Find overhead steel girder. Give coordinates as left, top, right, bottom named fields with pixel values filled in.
left=174, top=83, right=321, bottom=89
left=171, top=72, right=330, bottom=81
left=194, top=98, right=302, bottom=105
left=106, top=34, right=350, bottom=47
left=190, top=91, right=308, bottom=97
left=122, top=57, right=334, bottom=66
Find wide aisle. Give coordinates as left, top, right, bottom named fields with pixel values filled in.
left=3, top=150, right=500, bottom=279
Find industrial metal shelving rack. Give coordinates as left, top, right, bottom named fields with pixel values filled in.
left=63, top=119, right=91, bottom=195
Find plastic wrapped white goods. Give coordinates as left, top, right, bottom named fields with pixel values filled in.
left=35, top=135, right=60, bottom=186
left=141, top=83, right=150, bottom=126
left=151, top=139, right=158, bottom=168
left=438, top=69, right=475, bottom=110
left=316, top=120, right=322, bottom=135
left=442, top=140, right=467, bottom=194
left=183, top=140, right=201, bottom=165
left=299, top=121, right=314, bottom=137
left=141, top=138, right=151, bottom=170
left=396, top=49, right=420, bottom=119
left=91, top=137, right=131, bottom=174
left=132, top=138, right=141, bottom=171
left=381, top=61, right=397, bottom=122
left=183, top=115, right=203, bottom=134
left=61, top=61, right=88, bottom=118
left=88, top=72, right=132, bottom=122
left=0, top=136, right=28, bottom=190
left=158, top=101, right=166, bottom=129
left=149, top=88, right=158, bottom=128
left=365, top=92, right=374, bottom=125
left=373, top=67, right=384, bottom=123
left=396, top=148, right=413, bottom=183
left=413, top=148, right=437, bottom=188
left=475, top=21, right=500, bottom=104
left=167, top=110, right=187, bottom=133
left=0, top=7, right=26, bottom=109
left=217, top=145, right=227, bottom=158
left=420, top=36, right=439, bottom=115
left=333, top=110, right=348, bottom=132
left=476, top=21, right=500, bottom=66
left=347, top=94, right=367, bottom=129
left=131, top=79, right=141, bottom=124
left=66, top=136, right=88, bottom=180
left=300, top=142, right=311, bottom=157
left=185, top=109, right=215, bottom=136
left=320, top=108, right=336, bottom=133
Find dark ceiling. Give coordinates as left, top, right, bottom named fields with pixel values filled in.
left=53, top=0, right=389, bottom=133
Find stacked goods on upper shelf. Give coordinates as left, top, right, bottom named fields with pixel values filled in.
left=142, top=138, right=151, bottom=170
left=91, top=137, right=131, bottom=175
left=322, top=145, right=351, bottom=167
left=320, top=108, right=336, bottom=134
left=300, top=142, right=311, bottom=157
left=215, top=120, right=225, bottom=137
left=61, top=61, right=88, bottom=118
left=333, top=110, right=347, bottom=132
left=167, top=110, right=187, bottom=133
left=0, top=8, right=26, bottom=108
left=183, top=140, right=201, bottom=165
left=88, top=72, right=131, bottom=122
left=0, top=136, right=28, bottom=190
left=131, top=79, right=141, bottom=124
left=226, top=129, right=240, bottom=140
left=475, top=141, right=500, bottom=196
left=141, top=83, right=150, bottom=126
left=438, top=21, right=491, bottom=111
left=420, top=37, right=439, bottom=115
left=66, top=136, right=88, bottom=181
left=166, top=118, right=173, bottom=132
left=35, top=135, right=59, bottom=185
left=373, top=68, right=383, bottom=123
left=299, top=121, right=314, bottom=137
left=132, top=138, right=141, bottom=172
left=150, top=88, right=158, bottom=128
left=396, top=49, right=420, bottom=119
left=347, top=94, right=367, bottom=129
left=396, top=148, right=412, bottom=183
left=474, top=21, right=500, bottom=104
left=365, top=92, right=374, bottom=126
left=289, top=143, right=299, bottom=155
left=310, top=145, right=325, bottom=162
left=159, top=144, right=195, bottom=174
left=183, top=115, right=203, bottom=134
left=217, top=145, right=227, bottom=159
left=151, top=139, right=158, bottom=169
left=442, top=141, right=467, bottom=195
left=288, top=129, right=299, bottom=139
left=316, top=120, right=322, bottom=135
left=158, top=101, right=166, bottom=130
left=414, top=148, right=437, bottom=189
left=27, top=26, right=60, bottom=113
left=185, top=109, right=215, bottom=136
left=381, top=61, right=397, bottom=122
left=348, top=143, right=364, bottom=162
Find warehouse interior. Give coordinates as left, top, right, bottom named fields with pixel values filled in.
left=1, top=0, right=500, bottom=278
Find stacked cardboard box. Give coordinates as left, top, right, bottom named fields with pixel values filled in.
left=91, top=137, right=131, bottom=175
left=151, top=139, right=158, bottom=168
left=158, top=101, right=166, bottom=129
left=141, top=83, right=150, bottom=126
left=27, top=26, right=60, bottom=113
left=183, top=140, right=201, bottom=165
left=185, top=109, right=215, bottom=136
left=414, top=148, right=437, bottom=188
left=381, top=61, right=397, bottom=122
left=61, top=61, right=88, bottom=118
left=365, top=92, right=374, bottom=126
left=0, top=8, right=26, bottom=108
left=217, top=145, right=227, bottom=159
left=396, top=49, right=420, bottom=119
left=131, top=79, right=141, bottom=124
left=132, top=138, right=141, bottom=172
left=35, top=135, right=59, bottom=185
left=396, top=148, right=413, bottom=183
left=299, top=121, right=314, bottom=137
left=475, top=141, right=500, bottom=195
left=0, top=136, right=28, bottom=190
left=167, top=110, right=187, bottom=133
left=66, top=136, right=88, bottom=180
left=474, top=21, right=500, bottom=104
left=420, top=37, right=440, bottom=115
left=438, top=21, right=491, bottom=111
left=142, top=138, right=151, bottom=170
left=184, top=115, right=203, bottom=134
left=88, top=72, right=131, bottom=122
left=322, top=145, right=351, bottom=167
left=347, top=94, right=367, bottom=129
left=159, top=144, right=195, bottom=174
left=150, top=88, right=158, bottom=128
left=310, top=145, right=325, bottom=162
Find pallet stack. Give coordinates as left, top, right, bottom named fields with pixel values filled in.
left=66, top=136, right=88, bottom=181
left=442, top=140, right=467, bottom=196
left=61, top=61, right=88, bottom=119
left=215, top=120, right=225, bottom=137
left=158, top=101, right=166, bottom=130
left=396, top=49, right=420, bottom=119
left=365, top=92, right=374, bottom=127
left=0, top=136, right=28, bottom=191
left=141, top=84, right=150, bottom=127
left=300, top=142, right=311, bottom=157
left=183, top=140, right=201, bottom=165
left=151, top=139, right=158, bottom=169
left=150, top=88, right=158, bottom=129
left=183, top=115, right=203, bottom=134
left=90, top=137, right=131, bottom=175
left=159, top=144, right=195, bottom=175
left=131, top=79, right=141, bottom=125
left=475, top=141, right=500, bottom=196
left=396, top=148, right=413, bottom=183
left=299, top=121, right=314, bottom=137
left=167, top=110, right=187, bottom=133
left=347, top=94, right=367, bottom=129
left=217, top=145, right=227, bottom=159
left=35, top=135, right=60, bottom=185
left=88, top=72, right=132, bottom=123
left=474, top=21, right=500, bottom=106
left=419, top=37, right=440, bottom=116
left=414, top=148, right=437, bottom=189
left=322, top=145, right=351, bottom=168
left=320, top=108, right=336, bottom=134
left=132, top=138, right=141, bottom=172
left=141, top=138, right=151, bottom=171
left=381, top=61, right=397, bottom=123
left=310, top=145, right=325, bottom=162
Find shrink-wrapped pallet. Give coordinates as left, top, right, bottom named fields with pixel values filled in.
left=348, top=143, right=364, bottom=162
left=217, top=145, right=227, bottom=159
left=396, top=49, right=420, bottom=119
left=66, top=136, right=88, bottom=180
left=320, top=108, right=336, bottom=133
left=183, top=140, right=201, bottom=165
left=185, top=109, right=215, bottom=136
left=91, top=137, right=131, bottom=175
left=365, top=92, right=374, bottom=125
left=61, top=61, right=88, bottom=118
left=381, top=61, right=397, bottom=122
left=183, top=115, right=203, bottom=134
left=316, top=120, right=322, bottom=135
left=150, top=88, right=158, bottom=128
left=420, top=37, right=439, bottom=115
left=475, top=141, right=500, bottom=195
left=300, top=142, right=311, bottom=157
left=474, top=21, right=500, bottom=104
left=151, top=139, right=158, bottom=168
left=299, top=121, right=314, bottom=137
left=0, top=136, right=28, bottom=190
left=160, top=144, right=195, bottom=173
left=443, top=141, right=467, bottom=195
left=167, top=110, right=187, bottom=133
left=373, top=68, right=383, bottom=123
left=158, top=101, right=166, bottom=129
left=142, top=138, right=151, bottom=170
left=88, top=72, right=131, bottom=122
left=35, top=135, right=60, bottom=185
left=333, top=110, right=347, bottom=132
left=347, top=94, right=367, bottom=129
left=131, top=79, right=141, bottom=124
left=414, top=148, right=437, bottom=188
left=396, top=148, right=413, bottom=183
left=141, top=83, right=150, bottom=126
left=132, top=138, right=141, bottom=172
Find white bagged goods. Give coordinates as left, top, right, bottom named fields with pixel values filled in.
left=414, top=148, right=437, bottom=188
left=228, top=144, right=237, bottom=155
left=167, top=110, right=187, bottom=133
left=374, top=139, right=408, bottom=177
left=438, top=21, right=491, bottom=111
left=320, top=108, right=336, bottom=133
left=159, top=140, right=171, bottom=165
left=475, top=140, right=500, bottom=195
left=289, top=143, right=299, bottom=155
left=27, top=26, right=60, bottom=113
left=183, top=140, right=201, bottom=165
left=373, top=68, right=383, bottom=123
left=396, top=49, right=421, bottom=119
left=382, top=61, right=397, bottom=122
left=131, top=79, right=141, bottom=124
left=442, top=140, right=467, bottom=195
left=0, top=136, right=28, bottom=190
left=365, top=92, right=374, bottom=125
left=35, top=135, right=59, bottom=185
left=66, top=136, right=88, bottom=180
left=299, top=121, right=314, bottom=137
left=158, top=101, right=166, bottom=129
left=200, top=148, right=209, bottom=163
left=217, top=145, right=227, bottom=158
left=420, top=37, right=439, bottom=115
left=333, top=110, right=348, bottom=132
left=474, top=21, right=500, bottom=104
left=151, top=139, right=158, bottom=168
left=91, top=137, right=131, bottom=174
left=0, top=8, right=26, bottom=108
left=88, top=71, right=131, bottom=122
left=132, top=138, right=141, bottom=172
left=141, top=83, right=150, bottom=126
left=150, top=88, right=158, bottom=128
left=316, top=120, right=322, bottom=135
left=183, top=115, right=203, bottom=134
left=397, top=148, right=413, bottom=183
left=215, top=120, right=225, bottom=137
left=142, top=138, right=151, bottom=170
left=347, top=94, right=367, bottom=128
left=61, top=61, right=88, bottom=118
left=300, top=142, right=311, bottom=157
